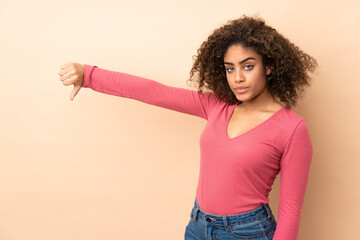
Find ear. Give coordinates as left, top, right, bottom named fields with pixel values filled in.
left=265, top=66, right=272, bottom=75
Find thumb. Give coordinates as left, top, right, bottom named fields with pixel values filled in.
left=70, top=85, right=82, bottom=101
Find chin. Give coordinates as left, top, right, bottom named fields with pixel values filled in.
left=235, top=95, right=249, bottom=102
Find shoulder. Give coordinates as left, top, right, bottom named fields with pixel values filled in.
left=197, top=91, right=230, bottom=109
left=198, top=91, right=221, bottom=102
left=279, top=107, right=313, bottom=148
left=270, top=106, right=306, bottom=132
left=278, top=106, right=305, bottom=123
left=266, top=106, right=311, bottom=149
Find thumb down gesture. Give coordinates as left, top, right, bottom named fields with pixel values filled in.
left=58, top=62, right=84, bottom=101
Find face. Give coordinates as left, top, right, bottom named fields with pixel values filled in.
left=223, top=44, right=271, bottom=104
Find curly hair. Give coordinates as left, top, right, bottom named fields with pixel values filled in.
left=187, top=15, right=318, bottom=108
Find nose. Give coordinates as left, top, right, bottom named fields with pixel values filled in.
left=234, top=69, right=244, bottom=82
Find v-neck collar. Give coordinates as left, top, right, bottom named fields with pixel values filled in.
left=225, top=103, right=287, bottom=141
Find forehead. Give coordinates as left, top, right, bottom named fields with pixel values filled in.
left=224, top=44, right=261, bottom=60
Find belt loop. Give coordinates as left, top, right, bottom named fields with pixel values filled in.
left=192, top=207, right=200, bottom=223
left=264, top=204, right=272, bottom=220
left=192, top=197, right=199, bottom=223
left=222, top=216, right=231, bottom=232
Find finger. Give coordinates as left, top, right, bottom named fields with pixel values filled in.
left=59, top=68, right=73, bottom=77
left=62, top=76, right=76, bottom=85
left=60, top=63, right=71, bottom=70
left=70, top=85, right=81, bottom=101
left=60, top=71, right=74, bottom=81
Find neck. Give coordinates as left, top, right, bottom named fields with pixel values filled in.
left=237, top=89, right=284, bottom=112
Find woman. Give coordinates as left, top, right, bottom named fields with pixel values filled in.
left=59, top=15, right=317, bottom=240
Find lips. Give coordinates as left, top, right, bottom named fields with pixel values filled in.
left=234, top=87, right=249, bottom=90
left=234, top=87, right=249, bottom=94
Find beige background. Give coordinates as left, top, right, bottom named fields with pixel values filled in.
left=0, top=0, right=359, bottom=239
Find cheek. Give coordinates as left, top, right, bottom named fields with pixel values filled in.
left=247, top=74, right=267, bottom=93
left=252, top=71, right=267, bottom=84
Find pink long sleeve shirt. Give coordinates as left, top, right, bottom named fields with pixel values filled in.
left=82, top=64, right=313, bottom=240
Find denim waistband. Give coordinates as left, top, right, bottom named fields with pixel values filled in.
left=191, top=197, right=274, bottom=227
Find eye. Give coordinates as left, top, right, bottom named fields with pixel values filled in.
left=226, top=67, right=234, bottom=73
left=244, top=65, right=253, bottom=70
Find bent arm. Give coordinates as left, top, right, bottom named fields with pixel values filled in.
left=83, top=64, right=213, bottom=120
left=273, top=119, right=313, bottom=240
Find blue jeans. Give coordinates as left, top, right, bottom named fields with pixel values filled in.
left=184, top=197, right=277, bottom=240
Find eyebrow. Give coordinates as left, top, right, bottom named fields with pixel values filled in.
left=224, top=57, right=256, bottom=65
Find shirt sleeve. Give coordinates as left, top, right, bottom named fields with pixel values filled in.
left=82, top=64, right=217, bottom=120
left=273, top=119, right=313, bottom=240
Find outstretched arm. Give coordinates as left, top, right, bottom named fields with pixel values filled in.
left=82, top=64, right=215, bottom=120
left=273, top=119, right=313, bottom=240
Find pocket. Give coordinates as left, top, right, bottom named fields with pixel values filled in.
left=259, top=215, right=277, bottom=239
left=228, top=219, right=267, bottom=239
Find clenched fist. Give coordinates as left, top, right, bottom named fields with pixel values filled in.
left=59, top=62, right=85, bottom=101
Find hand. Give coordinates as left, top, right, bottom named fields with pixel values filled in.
left=59, top=62, right=85, bottom=101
